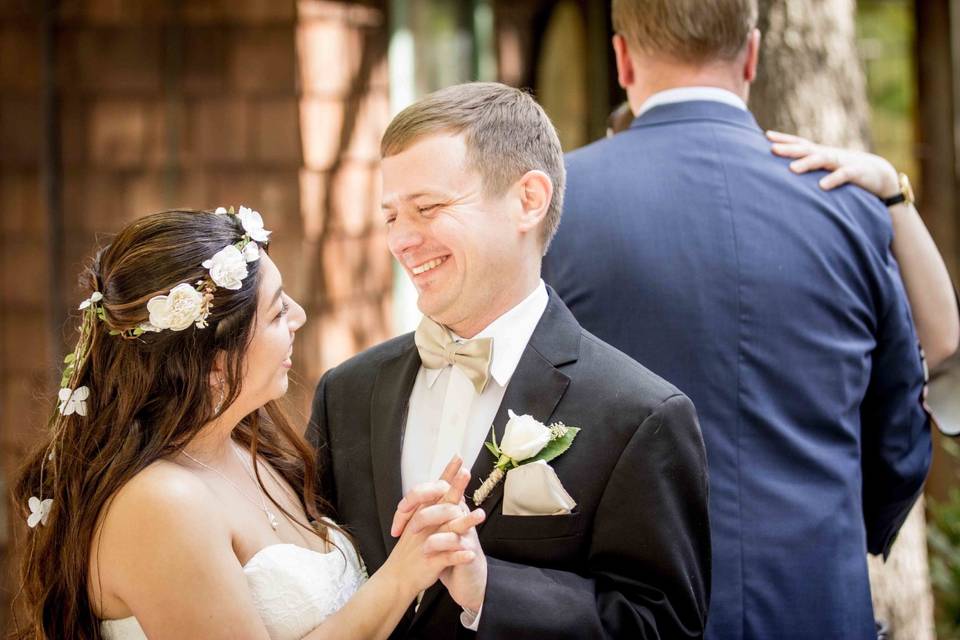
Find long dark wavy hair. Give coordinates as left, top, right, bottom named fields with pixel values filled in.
left=11, top=210, right=343, bottom=639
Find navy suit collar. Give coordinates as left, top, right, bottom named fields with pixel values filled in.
left=629, top=100, right=762, bottom=133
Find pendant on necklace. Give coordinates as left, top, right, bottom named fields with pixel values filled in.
left=267, top=510, right=279, bottom=531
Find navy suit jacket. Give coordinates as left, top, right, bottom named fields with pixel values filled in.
left=542, top=100, right=931, bottom=640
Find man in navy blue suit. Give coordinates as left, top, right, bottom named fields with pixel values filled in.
left=542, top=0, right=932, bottom=638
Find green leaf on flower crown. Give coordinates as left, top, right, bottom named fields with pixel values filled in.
left=525, top=426, right=580, bottom=465
left=133, top=327, right=144, bottom=336
left=63, top=353, right=76, bottom=364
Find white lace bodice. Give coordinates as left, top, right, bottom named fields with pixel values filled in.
left=101, top=526, right=366, bottom=639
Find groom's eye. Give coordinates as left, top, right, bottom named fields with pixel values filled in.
left=417, top=204, right=440, bottom=215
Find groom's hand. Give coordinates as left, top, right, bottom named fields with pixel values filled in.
left=438, top=505, right=487, bottom=614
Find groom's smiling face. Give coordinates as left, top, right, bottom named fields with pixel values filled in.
left=382, top=132, right=532, bottom=336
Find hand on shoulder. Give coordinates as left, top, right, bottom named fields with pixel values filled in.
left=767, top=130, right=900, bottom=198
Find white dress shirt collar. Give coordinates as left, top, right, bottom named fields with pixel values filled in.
left=636, top=86, right=748, bottom=118
left=424, top=280, right=549, bottom=389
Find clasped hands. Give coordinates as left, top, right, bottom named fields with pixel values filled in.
left=385, top=456, right=488, bottom=615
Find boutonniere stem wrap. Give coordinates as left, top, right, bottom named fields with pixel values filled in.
left=472, top=410, right=580, bottom=506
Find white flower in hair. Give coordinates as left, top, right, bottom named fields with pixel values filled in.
left=78, top=291, right=103, bottom=310
left=214, top=206, right=228, bottom=214
left=58, top=385, right=89, bottom=416
left=203, top=245, right=249, bottom=290
left=27, top=496, right=53, bottom=528
left=237, top=206, right=271, bottom=243
left=147, top=283, right=207, bottom=331
left=243, top=241, right=260, bottom=263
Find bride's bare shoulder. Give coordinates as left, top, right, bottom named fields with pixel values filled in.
left=90, top=460, right=233, bottom=618
left=107, top=460, right=219, bottom=525
left=94, top=460, right=230, bottom=566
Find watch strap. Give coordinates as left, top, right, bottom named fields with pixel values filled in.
left=881, top=192, right=907, bottom=207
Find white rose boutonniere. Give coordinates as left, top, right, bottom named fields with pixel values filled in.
left=202, top=245, right=249, bottom=290
left=499, top=411, right=552, bottom=460
left=473, top=410, right=580, bottom=506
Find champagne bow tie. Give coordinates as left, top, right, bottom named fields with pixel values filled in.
left=414, top=316, right=493, bottom=394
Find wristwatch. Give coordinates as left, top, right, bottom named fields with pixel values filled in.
left=880, top=172, right=915, bottom=207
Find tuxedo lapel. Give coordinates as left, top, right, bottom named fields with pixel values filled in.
left=468, top=292, right=580, bottom=534
left=467, top=348, right=571, bottom=531
left=369, top=339, right=421, bottom=555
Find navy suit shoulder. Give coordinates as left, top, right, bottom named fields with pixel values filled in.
left=574, top=327, right=688, bottom=410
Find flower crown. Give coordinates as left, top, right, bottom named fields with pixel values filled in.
left=130, top=205, right=270, bottom=337
left=27, top=206, right=269, bottom=529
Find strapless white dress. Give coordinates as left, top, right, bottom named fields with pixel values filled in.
left=100, top=526, right=366, bottom=639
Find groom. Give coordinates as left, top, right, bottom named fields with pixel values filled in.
left=308, top=82, right=710, bottom=638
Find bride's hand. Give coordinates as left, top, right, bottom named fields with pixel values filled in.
left=390, top=455, right=478, bottom=538
left=767, top=130, right=900, bottom=199
left=381, top=460, right=486, bottom=596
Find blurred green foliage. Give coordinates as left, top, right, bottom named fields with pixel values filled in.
left=856, top=0, right=916, bottom=179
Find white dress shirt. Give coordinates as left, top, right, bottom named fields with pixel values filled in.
left=636, top=86, right=747, bottom=118
left=401, top=280, right=549, bottom=630
left=401, top=280, right=549, bottom=494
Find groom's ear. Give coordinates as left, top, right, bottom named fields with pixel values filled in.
left=514, top=170, right=552, bottom=236
left=613, top=34, right=634, bottom=89
left=743, top=28, right=761, bottom=84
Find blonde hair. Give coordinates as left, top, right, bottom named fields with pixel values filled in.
left=612, top=0, right=758, bottom=63
left=381, top=82, right=566, bottom=254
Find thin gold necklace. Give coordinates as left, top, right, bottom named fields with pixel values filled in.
left=181, top=443, right=280, bottom=531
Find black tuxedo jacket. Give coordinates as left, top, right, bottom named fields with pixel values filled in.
left=307, top=290, right=710, bottom=639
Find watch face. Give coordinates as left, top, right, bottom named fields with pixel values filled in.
left=900, top=172, right=915, bottom=204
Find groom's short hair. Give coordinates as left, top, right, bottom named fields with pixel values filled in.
left=612, top=0, right=758, bottom=64
left=381, top=82, right=565, bottom=254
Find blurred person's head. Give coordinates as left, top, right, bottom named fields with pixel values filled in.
left=607, top=101, right=636, bottom=137
left=10, top=209, right=344, bottom=639
left=612, top=0, right=761, bottom=114
left=380, top=82, right=564, bottom=337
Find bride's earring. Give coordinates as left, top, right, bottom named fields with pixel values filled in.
left=214, top=378, right=225, bottom=414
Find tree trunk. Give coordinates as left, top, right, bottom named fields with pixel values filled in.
left=751, top=2, right=934, bottom=638
left=752, top=0, right=871, bottom=149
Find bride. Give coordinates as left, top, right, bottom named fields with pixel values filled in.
left=12, top=207, right=484, bottom=639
